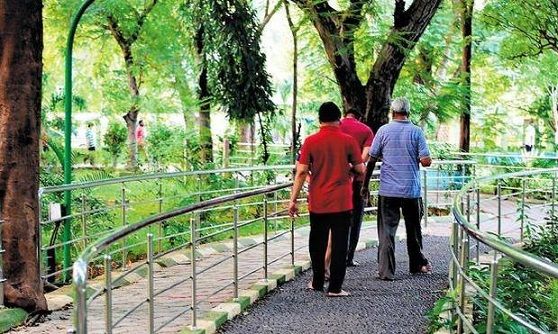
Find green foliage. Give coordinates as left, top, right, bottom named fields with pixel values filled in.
left=147, top=123, right=186, bottom=168
left=103, top=121, right=128, bottom=166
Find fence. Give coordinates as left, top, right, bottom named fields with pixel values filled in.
left=450, top=168, right=558, bottom=333
left=69, top=182, right=296, bottom=333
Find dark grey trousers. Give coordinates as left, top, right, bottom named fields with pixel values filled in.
left=347, top=180, right=365, bottom=264
left=377, top=196, right=428, bottom=280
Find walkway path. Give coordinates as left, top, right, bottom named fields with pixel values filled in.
left=12, top=197, right=548, bottom=333
left=218, top=235, right=451, bottom=334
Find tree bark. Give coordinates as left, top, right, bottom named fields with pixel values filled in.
left=195, top=23, right=214, bottom=163
left=285, top=2, right=299, bottom=163
left=459, top=0, right=473, bottom=152
left=0, top=0, right=48, bottom=312
left=106, top=1, right=157, bottom=168
left=291, top=0, right=442, bottom=133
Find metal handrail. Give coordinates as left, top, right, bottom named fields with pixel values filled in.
left=451, top=167, right=558, bottom=334
left=71, top=182, right=293, bottom=333
left=41, top=165, right=294, bottom=194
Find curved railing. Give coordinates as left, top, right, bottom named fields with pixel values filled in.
left=450, top=168, right=558, bottom=333
left=38, top=165, right=294, bottom=283
left=70, top=182, right=299, bottom=333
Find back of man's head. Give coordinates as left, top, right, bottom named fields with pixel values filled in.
left=391, top=97, right=410, bottom=115
left=344, top=107, right=361, bottom=119
left=319, top=102, right=341, bottom=123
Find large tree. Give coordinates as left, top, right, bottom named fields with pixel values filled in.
left=0, top=0, right=48, bottom=311
left=291, top=0, right=443, bottom=132
left=101, top=0, right=158, bottom=168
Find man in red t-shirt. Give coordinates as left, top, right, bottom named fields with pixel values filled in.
left=289, top=102, right=364, bottom=297
left=339, top=108, right=374, bottom=266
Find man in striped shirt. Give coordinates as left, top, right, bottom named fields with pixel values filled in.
left=361, top=97, right=432, bottom=281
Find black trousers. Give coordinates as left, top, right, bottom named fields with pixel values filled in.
left=347, top=180, right=365, bottom=264
left=377, top=196, right=428, bottom=280
left=309, top=211, right=352, bottom=293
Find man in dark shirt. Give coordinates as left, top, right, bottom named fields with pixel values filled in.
left=339, top=108, right=374, bottom=266
left=289, top=102, right=365, bottom=297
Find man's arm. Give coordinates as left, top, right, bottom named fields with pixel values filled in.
left=360, top=157, right=377, bottom=197
left=288, top=163, right=309, bottom=217
left=361, top=146, right=371, bottom=163
left=353, top=162, right=365, bottom=176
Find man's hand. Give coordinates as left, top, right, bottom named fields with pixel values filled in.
left=360, top=187, right=370, bottom=203
left=288, top=200, right=299, bottom=217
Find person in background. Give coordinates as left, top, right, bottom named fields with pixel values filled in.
left=524, top=120, right=536, bottom=155
left=289, top=101, right=365, bottom=297
left=135, top=120, right=148, bottom=163
left=361, top=97, right=432, bottom=281
left=85, top=123, right=96, bottom=166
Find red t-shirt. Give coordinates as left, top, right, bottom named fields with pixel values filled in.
left=298, top=126, right=363, bottom=214
left=340, top=117, right=374, bottom=181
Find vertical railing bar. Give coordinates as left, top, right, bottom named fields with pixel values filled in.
left=475, top=185, right=481, bottom=264
left=290, top=216, right=295, bottom=266
left=121, top=183, right=127, bottom=269
left=497, top=180, right=502, bottom=236
left=457, top=237, right=469, bottom=334
left=521, top=178, right=526, bottom=242
left=263, top=195, right=268, bottom=280
left=552, top=172, right=556, bottom=218
left=191, top=214, right=198, bottom=329
left=486, top=256, right=499, bottom=334
left=233, top=203, right=239, bottom=299
left=147, top=233, right=154, bottom=334
left=158, top=179, right=163, bottom=254
left=0, top=211, right=4, bottom=307
left=423, top=169, right=428, bottom=227
left=104, top=255, right=112, bottom=334
left=81, top=193, right=87, bottom=250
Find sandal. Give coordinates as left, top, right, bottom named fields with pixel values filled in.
left=326, top=290, right=351, bottom=297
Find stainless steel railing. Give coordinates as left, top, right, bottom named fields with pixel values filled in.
left=38, top=165, right=294, bottom=284
left=69, top=182, right=301, bottom=333
left=450, top=168, right=558, bottom=333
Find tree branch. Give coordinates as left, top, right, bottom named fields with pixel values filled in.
left=260, top=0, right=284, bottom=31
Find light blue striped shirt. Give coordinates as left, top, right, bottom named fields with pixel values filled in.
left=369, top=120, right=430, bottom=198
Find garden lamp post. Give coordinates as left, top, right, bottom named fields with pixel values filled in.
left=63, top=0, right=96, bottom=282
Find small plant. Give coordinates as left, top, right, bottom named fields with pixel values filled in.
left=103, top=121, right=127, bottom=168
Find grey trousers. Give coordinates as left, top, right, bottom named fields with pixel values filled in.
left=377, top=196, right=429, bottom=280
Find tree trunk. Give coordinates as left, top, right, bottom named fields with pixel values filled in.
left=285, top=3, right=299, bottom=163
left=0, top=0, right=48, bottom=312
left=196, top=24, right=213, bottom=163
left=459, top=0, right=473, bottom=152
left=292, top=0, right=443, bottom=133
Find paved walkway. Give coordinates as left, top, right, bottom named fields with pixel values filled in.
left=12, top=197, right=549, bottom=333
left=218, top=235, right=451, bottom=334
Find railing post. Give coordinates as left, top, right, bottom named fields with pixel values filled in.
left=476, top=186, right=481, bottom=264
left=273, top=191, right=279, bottom=232
left=290, top=217, right=295, bottom=266
left=81, top=193, right=87, bottom=250
left=147, top=233, right=154, bottom=334
left=104, top=255, right=112, bottom=334
left=457, top=237, right=469, bottom=334
left=552, top=172, right=556, bottom=218
left=497, top=180, right=502, bottom=236
left=451, top=219, right=459, bottom=288
left=121, top=184, right=128, bottom=269
left=486, top=256, right=499, bottom=334
left=233, top=204, right=239, bottom=299
left=190, top=215, right=198, bottom=329
left=263, top=195, right=268, bottom=280
left=521, top=178, right=526, bottom=242
left=73, top=260, right=88, bottom=334
left=157, top=180, right=163, bottom=254
left=423, top=169, right=428, bottom=227
left=466, top=190, right=471, bottom=224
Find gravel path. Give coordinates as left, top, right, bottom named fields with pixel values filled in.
left=218, top=236, right=450, bottom=334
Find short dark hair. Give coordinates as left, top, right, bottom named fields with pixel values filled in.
left=318, top=102, right=341, bottom=123
left=345, top=107, right=361, bottom=118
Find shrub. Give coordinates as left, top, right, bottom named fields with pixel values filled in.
left=103, top=121, right=127, bottom=168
